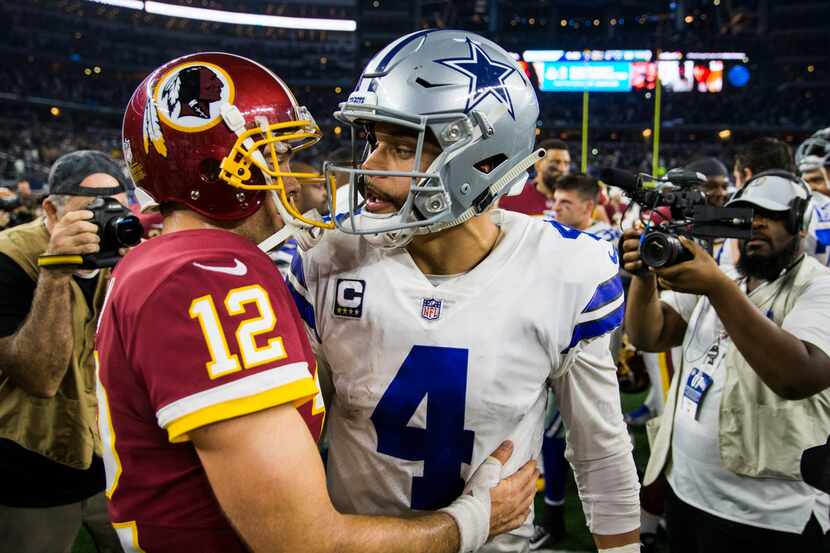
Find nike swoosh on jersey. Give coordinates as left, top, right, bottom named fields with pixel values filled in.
left=192, top=259, right=248, bottom=276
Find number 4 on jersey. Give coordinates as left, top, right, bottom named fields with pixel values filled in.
left=371, top=345, right=475, bottom=510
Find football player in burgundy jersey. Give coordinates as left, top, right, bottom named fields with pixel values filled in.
left=96, top=52, right=536, bottom=553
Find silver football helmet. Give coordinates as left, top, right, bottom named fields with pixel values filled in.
left=796, top=127, right=830, bottom=173
left=327, top=29, right=542, bottom=248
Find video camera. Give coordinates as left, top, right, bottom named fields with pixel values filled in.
left=0, top=194, right=20, bottom=211
left=37, top=197, right=143, bottom=270
left=601, top=168, right=754, bottom=268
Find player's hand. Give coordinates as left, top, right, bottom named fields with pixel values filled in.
left=652, top=236, right=727, bottom=296
left=619, top=227, right=648, bottom=276
left=46, top=209, right=100, bottom=257
left=487, top=441, right=539, bottom=537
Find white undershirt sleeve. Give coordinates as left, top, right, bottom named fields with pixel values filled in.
left=552, top=334, right=641, bottom=536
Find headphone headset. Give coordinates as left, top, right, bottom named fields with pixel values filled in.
left=732, top=169, right=813, bottom=234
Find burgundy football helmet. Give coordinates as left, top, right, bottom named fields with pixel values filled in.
left=122, top=52, right=335, bottom=225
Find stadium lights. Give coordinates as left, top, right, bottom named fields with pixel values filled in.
left=89, top=0, right=143, bottom=8
left=687, top=52, right=748, bottom=61
left=86, top=0, right=357, bottom=32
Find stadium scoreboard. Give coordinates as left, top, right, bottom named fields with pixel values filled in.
left=520, top=49, right=749, bottom=93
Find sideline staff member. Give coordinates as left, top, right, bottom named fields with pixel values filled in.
left=623, top=171, right=830, bottom=552
left=0, top=151, right=127, bottom=552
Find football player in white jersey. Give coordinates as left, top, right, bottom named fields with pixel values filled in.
left=796, top=129, right=830, bottom=266
left=551, top=174, right=622, bottom=243
left=288, top=30, right=640, bottom=553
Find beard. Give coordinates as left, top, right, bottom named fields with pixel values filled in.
left=539, top=171, right=560, bottom=193
left=736, top=234, right=801, bottom=282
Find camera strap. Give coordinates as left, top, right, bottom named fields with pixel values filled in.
left=56, top=186, right=124, bottom=197
left=37, top=253, right=92, bottom=270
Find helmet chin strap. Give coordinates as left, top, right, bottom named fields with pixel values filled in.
left=358, top=212, right=417, bottom=249
left=258, top=190, right=323, bottom=253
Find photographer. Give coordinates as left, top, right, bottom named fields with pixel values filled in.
left=0, top=151, right=127, bottom=552
left=0, top=179, right=42, bottom=229
left=623, top=171, right=830, bottom=552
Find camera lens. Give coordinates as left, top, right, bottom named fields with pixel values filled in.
left=109, top=215, right=143, bottom=247
left=641, top=232, right=686, bottom=268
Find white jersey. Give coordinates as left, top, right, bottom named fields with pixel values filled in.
left=288, top=210, right=639, bottom=551
left=806, top=192, right=830, bottom=266
left=585, top=220, right=622, bottom=243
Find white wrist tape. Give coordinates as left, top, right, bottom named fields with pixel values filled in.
left=439, top=455, right=503, bottom=553
left=598, top=543, right=641, bottom=553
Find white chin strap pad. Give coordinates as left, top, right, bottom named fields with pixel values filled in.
left=257, top=199, right=324, bottom=253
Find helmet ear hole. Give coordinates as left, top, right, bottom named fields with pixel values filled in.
left=474, top=154, right=507, bottom=175
left=199, top=159, right=221, bottom=184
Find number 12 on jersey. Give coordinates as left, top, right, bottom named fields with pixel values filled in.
left=371, top=345, right=475, bottom=510
left=189, top=284, right=287, bottom=379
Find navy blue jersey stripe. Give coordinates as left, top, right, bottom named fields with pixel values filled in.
left=290, top=251, right=307, bottom=290
left=582, top=276, right=623, bottom=314
left=816, top=229, right=830, bottom=253
left=286, top=280, right=318, bottom=340
left=562, top=303, right=624, bottom=354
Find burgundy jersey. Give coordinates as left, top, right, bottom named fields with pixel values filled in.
left=497, top=179, right=552, bottom=216
left=95, top=229, right=324, bottom=552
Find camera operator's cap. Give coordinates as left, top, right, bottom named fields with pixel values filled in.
left=725, top=171, right=810, bottom=213
left=47, top=150, right=129, bottom=197
left=685, top=157, right=730, bottom=180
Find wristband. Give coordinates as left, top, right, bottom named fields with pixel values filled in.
left=439, top=455, right=503, bottom=553
left=439, top=493, right=489, bottom=553
left=37, top=254, right=85, bottom=269
left=599, top=542, right=641, bottom=553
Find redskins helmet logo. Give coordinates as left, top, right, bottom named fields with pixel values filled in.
left=142, top=61, right=236, bottom=158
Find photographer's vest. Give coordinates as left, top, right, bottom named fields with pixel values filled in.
left=0, top=219, right=107, bottom=469
left=645, top=255, right=830, bottom=486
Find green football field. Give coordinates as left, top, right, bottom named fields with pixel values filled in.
left=72, top=391, right=653, bottom=553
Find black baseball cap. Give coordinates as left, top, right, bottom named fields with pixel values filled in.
left=47, top=150, right=129, bottom=197
left=685, top=157, right=730, bottom=180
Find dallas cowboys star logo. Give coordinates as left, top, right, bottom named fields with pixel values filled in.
left=434, top=38, right=518, bottom=120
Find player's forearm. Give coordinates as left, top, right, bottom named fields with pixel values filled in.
left=195, top=405, right=464, bottom=553
left=0, top=270, right=74, bottom=396
left=571, top=450, right=640, bottom=539
left=332, top=511, right=460, bottom=553
left=235, top=511, right=461, bottom=553
left=219, top=484, right=462, bottom=553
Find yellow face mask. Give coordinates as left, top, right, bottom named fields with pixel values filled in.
left=219, top=119, right=337, bottom=229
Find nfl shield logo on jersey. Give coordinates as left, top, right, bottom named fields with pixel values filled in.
left=421, top=298, right=443, bottom=321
